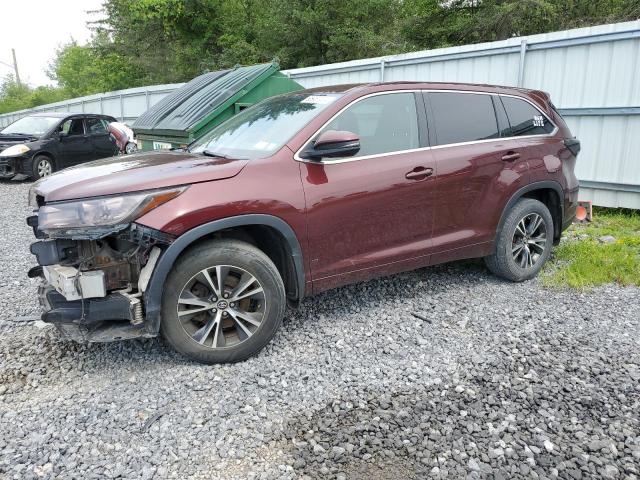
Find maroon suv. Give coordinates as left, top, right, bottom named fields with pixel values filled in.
left=28, top=82, right=580, bottom=363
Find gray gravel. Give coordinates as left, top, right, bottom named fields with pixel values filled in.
left=1, top=180, right=639, bottom=480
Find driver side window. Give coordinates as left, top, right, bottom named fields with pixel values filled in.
left=59, top=118, right=85, bottom=136
left=317, top=92, right=419, bottom=158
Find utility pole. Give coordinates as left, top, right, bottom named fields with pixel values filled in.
left=11, top=48, right=20, bottom=85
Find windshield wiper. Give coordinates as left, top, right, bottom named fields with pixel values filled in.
left=202, top=150, right=247, bottom=160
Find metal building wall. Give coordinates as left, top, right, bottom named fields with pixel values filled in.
left=284, top=21, right=640, bottom=209
left=0, top=83, right=184, bottom=128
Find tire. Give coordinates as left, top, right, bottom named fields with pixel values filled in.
left=160, top=239, right=286, bottom=364
left=31, top=155, right=54, bottom=180
left=125, top=142, right=137, bottom=155
left=485, top=198, right=554, bottom=282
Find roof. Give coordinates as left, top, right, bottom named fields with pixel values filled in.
left=298, top=84, right=365, bottom=94
left=28, top=112, right=74, bottom=118
left=303, top=80, right=542, bottom=94
left=295, top=81, right=549, bottom=109
left=27, top=112, right=114, bottom=119
left=133, top=63, right=280, bottom=135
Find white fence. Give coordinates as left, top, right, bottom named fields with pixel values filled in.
left=0, top=83, right=184, bottom=128
left=1, top=20, right=639, bottom=208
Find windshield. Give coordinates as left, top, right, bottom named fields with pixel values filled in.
left=1, top=116, right=60, bottom=136
left=189, top=93, right=341, bottom=159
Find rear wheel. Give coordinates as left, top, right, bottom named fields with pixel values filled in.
left=160, top=239, right=286, bottom=363
left=31, top=155, right=54, bottom=179
left=485, top=198, right=553, bottom=282
left=125, top=142, right=137, bottom=154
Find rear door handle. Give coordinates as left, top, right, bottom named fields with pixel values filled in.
left=502, top=151, right=521, bottom=162
left=405, top=167, right=433, bottom=180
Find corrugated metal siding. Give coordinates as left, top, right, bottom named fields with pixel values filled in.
left=283, top=20, right=640, bottom=209
left=0, top=83, right=184, bottom=127
left=132, top=70, right=228, bottom=131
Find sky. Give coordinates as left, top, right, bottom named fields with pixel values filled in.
left=0, top=0, right=104, bottom=87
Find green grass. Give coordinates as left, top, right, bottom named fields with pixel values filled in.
left=542, top=207, right=640, bottom=289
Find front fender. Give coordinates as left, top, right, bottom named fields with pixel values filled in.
left=142, top=214, right=304, bottom=335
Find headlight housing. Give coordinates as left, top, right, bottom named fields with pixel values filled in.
left=37, top=187, right=186, bottom=237
left=0, top=144, right=30, bottom=157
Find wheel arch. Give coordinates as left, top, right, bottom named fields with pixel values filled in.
left=143, top=214, right=305, bottom=335
left=496, top=181, right=564, bottom=244
left=29, top=152, right=56, bottom=178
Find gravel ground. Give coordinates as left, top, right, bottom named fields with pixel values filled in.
left=1, top=180, right=639, bottom=480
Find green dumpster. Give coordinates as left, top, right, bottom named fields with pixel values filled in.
left=132, top=62, right=303, bottom=151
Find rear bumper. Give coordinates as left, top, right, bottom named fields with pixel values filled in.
left=562, top=185, right=580, bottom=232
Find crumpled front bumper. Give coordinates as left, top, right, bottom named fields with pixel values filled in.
left=28, top=217, right=167, bottom=343
left=38, top=284, right=151, bottom=342
left=0, top=155, right=29, bottom=179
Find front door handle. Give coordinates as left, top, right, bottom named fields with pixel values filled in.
left=502, top=151, right=521, bottom=162
left=405, top=167, right=433, bottom=181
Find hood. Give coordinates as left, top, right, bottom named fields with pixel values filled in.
left=34, top=151, right=249, bottom=202
left=0, top=133, right=39, bottom=152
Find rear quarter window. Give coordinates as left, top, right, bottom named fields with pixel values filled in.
left=500, top=96, right=555, bottom=136
left=429, top=92, right=499, bottom=146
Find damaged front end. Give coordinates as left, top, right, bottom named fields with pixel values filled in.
left=27, top=187, right=184, bottom=342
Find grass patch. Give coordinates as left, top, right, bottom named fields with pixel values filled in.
left=542, top=207, right=640, bottom=289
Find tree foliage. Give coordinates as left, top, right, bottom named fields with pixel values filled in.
left=48, top=33, right=142, bottom=97
left=1, top=0, right=639, bottom=114
left=0, top=75, right=67, bottom=115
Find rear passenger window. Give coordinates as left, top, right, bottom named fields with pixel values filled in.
left=429, top=92, right=499, bottom=146
left=86, top=118, right=108, bottom=135
left=319, top=92, right=419, bottom=158
left=500, top=96, right=554, bottom=136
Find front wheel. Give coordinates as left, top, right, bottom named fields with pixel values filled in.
left=485, top=198, right=554, bottom=282
left=31, top=155, right=54, bottom=179
left=160, top=239, right=286, bottom=364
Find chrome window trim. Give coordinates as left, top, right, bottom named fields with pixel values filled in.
left=293, top=88, right=558, bottom=165
left=294, top=90, right=422, bottom=164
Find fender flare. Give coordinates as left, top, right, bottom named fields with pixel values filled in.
left=28, top=150, right=57, bottom=171
left=495, top=180, right=565, bottom=238
left=143, top=214, right=305, bottom=335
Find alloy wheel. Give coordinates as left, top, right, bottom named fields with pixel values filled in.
left=511, top=213, right=547, bottom=269
left=176, top=264, right=266, bottom=349
left=37, top=159, right=52, bottom=177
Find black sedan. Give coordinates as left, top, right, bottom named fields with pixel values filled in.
left=0, top=112, right=119, bottom=180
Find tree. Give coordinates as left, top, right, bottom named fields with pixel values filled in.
left=48, top=34, right=143, bottom=97
left=401, top=0, right=640, bottom=49
left=0, top=75, right=67, bottom=115
left=254, top=0, right=406, bottom=68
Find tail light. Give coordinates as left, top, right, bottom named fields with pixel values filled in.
left=564, top=138, right=581, bottom=156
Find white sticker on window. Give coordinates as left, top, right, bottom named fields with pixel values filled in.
left=533, top=115, right=545, bottom=128
left=301, top=95, right=335, bottom=105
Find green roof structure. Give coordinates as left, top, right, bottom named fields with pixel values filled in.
left=132, top=62, right=303, bottom=150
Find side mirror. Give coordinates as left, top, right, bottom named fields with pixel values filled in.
left=58, top=131, right=68, bottom=140
left=301, top=130, right=360, bottom=160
